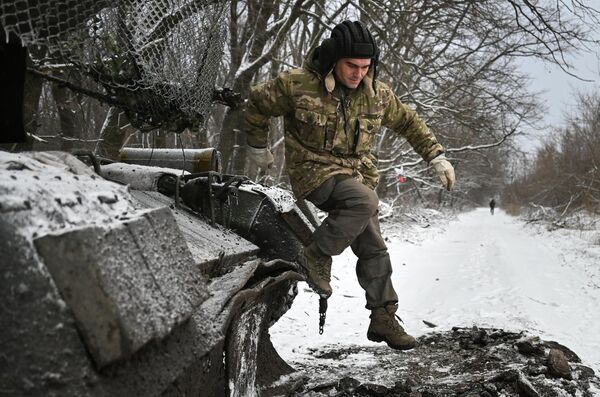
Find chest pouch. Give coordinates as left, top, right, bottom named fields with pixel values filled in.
left=294, top=108, right=328, bottom=150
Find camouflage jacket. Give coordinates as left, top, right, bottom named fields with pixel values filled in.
left=244, top=49, right=444, bottom=199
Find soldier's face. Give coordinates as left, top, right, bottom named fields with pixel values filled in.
left=334, top=58, right=372, bottom=89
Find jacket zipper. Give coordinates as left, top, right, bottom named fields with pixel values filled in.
left=340, top=91, right=351, bottom=153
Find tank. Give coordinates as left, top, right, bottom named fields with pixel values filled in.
left=0, top=149, right=315, bottom=396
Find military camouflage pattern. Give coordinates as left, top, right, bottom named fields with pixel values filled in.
left=244, top=48, right=444, bottom=198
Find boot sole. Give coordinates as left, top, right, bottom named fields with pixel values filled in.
left=367, top=332, right=417, bottom=351
left=297, top=262, right=332, bottom=298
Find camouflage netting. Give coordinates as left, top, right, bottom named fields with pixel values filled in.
left=0, top=0, right=228, bottom=132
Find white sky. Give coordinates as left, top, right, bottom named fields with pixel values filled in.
left=517, top=38, right=600, bottom=153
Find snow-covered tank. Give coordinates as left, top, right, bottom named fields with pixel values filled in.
left=0, top=149, right=313, bottom=396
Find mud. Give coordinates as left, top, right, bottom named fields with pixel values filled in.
left=288, top=327, right=599, bottom=396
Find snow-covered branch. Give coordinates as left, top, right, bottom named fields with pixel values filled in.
left=234, top=0, right=309, bottom=82
left=445, top=128, right=517, bottom=154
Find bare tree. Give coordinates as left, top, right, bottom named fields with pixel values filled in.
left=11, top=0, right=598, bottom=210
left=201, top=0, right=600, bottom=209
left=504, top=90, right=600, bottom=214
left=216, top=0, right=314, bottom=174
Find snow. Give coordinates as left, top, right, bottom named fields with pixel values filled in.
left=247, top=183, right=296, bottom=213
left=229, top=302, right=266, bottom=397
left=271, top=208, right=600, bottom=373
left=0, top=151, right=137, bottom=240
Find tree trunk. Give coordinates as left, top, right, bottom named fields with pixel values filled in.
left=219, top=107, right=247, bottom=174
left=155, top=130, right=168, bottom=148
left=95, top=107, right=129, bottom=160
left=51, top=79, right=79, bottom=151
left=21, top=47, right=45, bottom=150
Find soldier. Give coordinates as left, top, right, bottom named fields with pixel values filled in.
left=244, top=20, right=455, bottom=350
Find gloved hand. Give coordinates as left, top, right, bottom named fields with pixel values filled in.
left=430, top=154, right=455, bottom=191
left=247, top=145, right=274, bottom=169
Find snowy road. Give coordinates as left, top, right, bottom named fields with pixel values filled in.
left=271, top=208, right=600, bottom=372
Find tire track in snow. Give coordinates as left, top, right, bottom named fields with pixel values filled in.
left=390, top=208, right=600, bottom=371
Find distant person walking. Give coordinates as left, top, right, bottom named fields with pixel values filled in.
left=489, top=198, right=496, bottom=215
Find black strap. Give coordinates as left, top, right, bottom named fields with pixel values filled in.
left=319, top=297, right=328, bottom=335
left=352, top=117, right=360, bottom=153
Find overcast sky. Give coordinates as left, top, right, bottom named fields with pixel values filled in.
left=517, top=41, right=600, bottom=153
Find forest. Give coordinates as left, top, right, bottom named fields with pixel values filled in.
left=3, top=0, right=599, bottom=214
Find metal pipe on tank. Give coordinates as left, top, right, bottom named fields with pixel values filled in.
left=119, top=148, right=221, bottom=173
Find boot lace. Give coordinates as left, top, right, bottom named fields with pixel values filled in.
left=385, top=313, right=405, bottom=332
left=314, top=257, right=331, bottom=280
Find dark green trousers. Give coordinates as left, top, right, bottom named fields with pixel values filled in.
left=305, top=175, right=398, bottom=309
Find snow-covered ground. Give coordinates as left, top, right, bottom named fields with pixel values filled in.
left=271, top=208, right=600, bottom=373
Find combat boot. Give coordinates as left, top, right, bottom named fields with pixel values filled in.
left=367, top=303, right=417, bottom=350
left=296, top=242, right=332, bottom=298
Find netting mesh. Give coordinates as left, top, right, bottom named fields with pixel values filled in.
left=1, top=0, right=229, bottom=132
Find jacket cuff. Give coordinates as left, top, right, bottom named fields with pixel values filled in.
left=424, top=145, right=445, bottom=162
left=429, top=150, right=445, bottom=160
